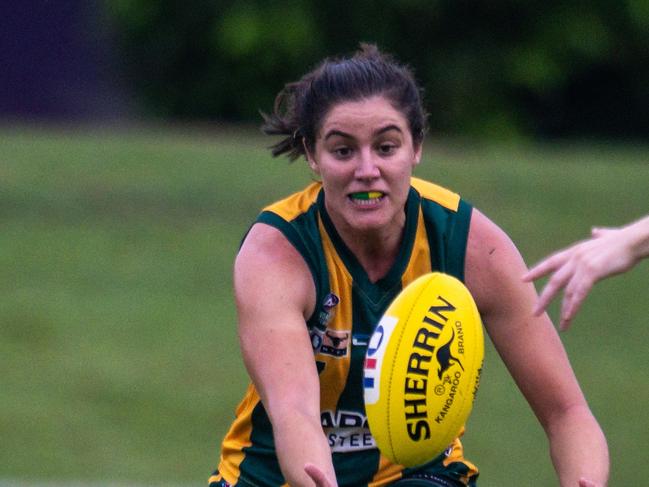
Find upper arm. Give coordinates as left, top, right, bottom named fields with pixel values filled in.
left=234, top=222, right=319, bottom=420
left=464, top=209, right=587, bottom=427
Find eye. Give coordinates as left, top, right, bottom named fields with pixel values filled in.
left=377, top=142, right=397, bottom=156
left=333, top=146, right=353, bottom=159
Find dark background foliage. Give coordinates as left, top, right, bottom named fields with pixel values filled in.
left=104, top=0, right=649, bottom=139
left=2, top=1, right=648, bottom=140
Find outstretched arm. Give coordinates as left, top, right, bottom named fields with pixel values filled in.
left=235, top=223, right=337, bottom=487
left=523, top=214, right=649, bottom=330
left=466, top=209, right=609, bottom=486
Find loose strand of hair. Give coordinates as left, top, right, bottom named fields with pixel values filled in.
left=260, top=82, right=306, bottom=160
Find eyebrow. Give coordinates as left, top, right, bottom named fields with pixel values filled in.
left=323, top=129, right=351, bottom=141
left=323, top=124, right=404, bottom=141
left=375, top=124, right=404, bottom=136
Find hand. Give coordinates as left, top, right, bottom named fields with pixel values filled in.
left=523, top=225, right=639, bottom=330
left=304, top=463, right=337, bottom=487
left=579, top=477, right=599, bottom=487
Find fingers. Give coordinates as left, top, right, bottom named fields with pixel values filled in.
left=579, top=477, right=598, bottom=487
left=523, top=255, right=561, bottom=282
left=523, top=244, right=576, bottom=282
left=558, top=277, right=594, bottom=331
left=532, top=258, right=576, bottom=315
left=304, top=463, right=335, bottom=487
left=591, top=226, right=614, bottom=238
left=523, top=227, right=625, bottom=330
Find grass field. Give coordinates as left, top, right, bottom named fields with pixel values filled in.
left=1, top=123, right=647, bottom=486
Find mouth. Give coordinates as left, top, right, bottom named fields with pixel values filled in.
left=348, top=191, right=385, bottom=205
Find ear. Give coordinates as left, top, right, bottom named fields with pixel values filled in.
left=412, top=142, right=423, bottom=166
left=303, top=139, right=319, bottom=173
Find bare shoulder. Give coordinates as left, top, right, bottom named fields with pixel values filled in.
left=464, top=208, right=530, bottom=318
left=234, top=222, right=316, bottom=320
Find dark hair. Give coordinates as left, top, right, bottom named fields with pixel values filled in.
left=261, top=43, right=428, bottom=161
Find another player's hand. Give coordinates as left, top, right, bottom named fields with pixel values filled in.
left=523, top=225, right=638, bottom=330
left=579, top=477, right=601, bottom=487
left=304, top=463, right=337, bottom=487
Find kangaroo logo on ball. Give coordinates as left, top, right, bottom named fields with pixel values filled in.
left=436, top=329, right=464, bottom=379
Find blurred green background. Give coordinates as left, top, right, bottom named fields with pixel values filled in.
left=1, top=126, right=647, bottom=486
left=1, top=1, right=648, bottom=486
left=4, top=1, right=649, bottom=139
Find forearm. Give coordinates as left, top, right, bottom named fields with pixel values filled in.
left=546, top=404, right=609, bottom=487
left=622, top=214, right=649, bottom=263
left=272, top=410, right=336, bottom=487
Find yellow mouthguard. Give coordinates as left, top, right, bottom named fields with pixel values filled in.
left=354, top=191, right=383, bottom=200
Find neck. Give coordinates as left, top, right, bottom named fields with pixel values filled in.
left=337, top=224, right=405, bottom=283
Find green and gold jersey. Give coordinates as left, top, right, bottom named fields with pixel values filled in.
left=211, top=178, right=478, bottom=487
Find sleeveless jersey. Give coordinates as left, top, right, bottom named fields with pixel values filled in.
left=211, top=177, right=479, bottom=487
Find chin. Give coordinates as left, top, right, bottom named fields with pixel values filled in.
left=346, top=214, right=390, bottom=233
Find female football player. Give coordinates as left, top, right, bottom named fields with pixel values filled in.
left=209, top=44, right=608, bottom=487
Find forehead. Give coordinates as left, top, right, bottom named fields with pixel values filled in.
left=318, top=96, right=409, bottom=138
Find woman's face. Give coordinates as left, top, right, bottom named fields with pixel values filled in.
left=306, top=95, right=422, bottom=236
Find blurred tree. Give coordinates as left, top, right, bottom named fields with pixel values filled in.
left=106, top=0, right=323, bottom=120
left=105, top=0, right=649, bottom=139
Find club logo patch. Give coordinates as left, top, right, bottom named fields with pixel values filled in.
left=318, top=292, right=340, bottom=327
left=323, top=293, right=340, bottom=310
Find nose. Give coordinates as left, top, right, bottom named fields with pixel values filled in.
left=354, top=148, right=380, bottom=180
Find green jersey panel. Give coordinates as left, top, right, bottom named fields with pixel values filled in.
left=214, top=178, right=478, bottom=487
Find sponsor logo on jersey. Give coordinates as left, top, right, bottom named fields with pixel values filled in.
left=321, top=410, right=376, bottom=452
left=320, top=329, right=350, bottom=357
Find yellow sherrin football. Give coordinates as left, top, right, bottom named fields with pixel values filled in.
left=363, top=272, right=484, bottom=467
